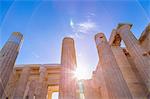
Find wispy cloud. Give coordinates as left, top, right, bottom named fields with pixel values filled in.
left=69, top=13, right=99, bottom=39
left=77, top=21, right=96, bottom=33
left=32, top=52, right=40, bottom=58
left=88, top=12, right=95, bottom=16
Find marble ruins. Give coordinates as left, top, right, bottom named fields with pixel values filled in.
left=0, top=23, right=149, bottom=99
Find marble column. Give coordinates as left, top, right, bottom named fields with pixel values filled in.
left=28, top=80, right=36, bottom=99
left=13, top=67, right=31, bottom=99
left=111, top=46, right=147, bottom=98
left=2, top=71, right=18, bottom=99
left=94, top=62, right=109, bottom=99
left=59, top=37, right=78, bottom=99
left=0, top=32, right=23, bottom=97
left=83, top=78, right=101, bottom=99
left=117, top=24, right=150, bottom=95
left=35, top=66, right=48, bottom=99
left=95, top=33, right=132, bottom=99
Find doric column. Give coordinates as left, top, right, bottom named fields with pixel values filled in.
left=2, top=71, right=18, bottom=99
left=35, top=66, right=48, bottom=99
left=13, top=67, right=31, bottom=99
left=0, top=32, right=23, bottom=97
left=28, top=80, right=36, bottom=99
left=93, top=65, right=109, bottom=99
left=111, top=46, right=147, bottom=98
left=95, top=33, right=132, bottom=99
left=83, top=79, right=101, bottom=99
left=59, top=37, right=78, bottom=99
left=117, top=24, right=150, bottom=95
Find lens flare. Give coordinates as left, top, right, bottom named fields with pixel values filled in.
left=73, top=66, right=88, bottom=80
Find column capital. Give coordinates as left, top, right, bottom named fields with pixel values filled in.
left=109, top=29, right=121, bottom=46
left=39, top=66, right=48, bottom=81
left=117, top=24, right=132, bottom=33
left=95, top=33, right=107, bottom=46
left=117, top=23, right=132, bottom=29
left=39, top=66, right=47, bottom=73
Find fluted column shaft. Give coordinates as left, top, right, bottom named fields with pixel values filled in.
left=111, top=46, right=147, bottom=98
left=28, top=80, right=36, bottom=99
left=95, top=33, right=132, bottom=99
left=117, top=25, right=150, bottom=94
left=13, top=67, right=31, bottom=99
left=0, top=32, right=23, bottom=97
left=83, top=78, right=101, bottom=99
left=94, top=63, right=109, bottom=99
left=35, top=66, right=48, bottom=99
left=59, top=37, right=78, bottom=99
left=2, top=71, right=17, bottom=99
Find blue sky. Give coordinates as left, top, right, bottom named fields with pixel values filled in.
left=0, top=0, right=150, bottom=98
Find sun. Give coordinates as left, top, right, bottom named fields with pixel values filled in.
left=73, top=66, right=89, bottom=80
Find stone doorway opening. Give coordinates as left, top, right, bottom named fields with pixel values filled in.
left=47, top=85, right=59, bottom=99
left=52, top=92, right=59, bottom=99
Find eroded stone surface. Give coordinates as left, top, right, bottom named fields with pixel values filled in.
left=59, top=37, right=78, bottom=99
left=117, top=24, right=150, bottom=97
left=1, top=24, right=149, bottom=99
left=95, top=33, right=132, bottom=99
left=0, top=32, right=23, bottom=97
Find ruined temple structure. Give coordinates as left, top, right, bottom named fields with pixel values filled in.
left=0, top=23, right=149, bottom=99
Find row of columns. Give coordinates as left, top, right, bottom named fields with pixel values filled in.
left=92, top=24, right=149, bottom=99
left=95, top=33, right=132, bottom=99
left=110, top=28, right=147, bottom=98
left=111, top=45, right=147, bottom=98
left=117, top=24, right=150, bottom=97
left=0, top=32, right=79, bottom=99
left=1, top=24, right=149, bottom=99
left=57, top=24, right=150, bottom=99
left=11, top=66, right=48, bottom=99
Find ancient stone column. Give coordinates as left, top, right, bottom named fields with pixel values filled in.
left=23, top=81, right=30, bottom=99
left=28, top=80, right=36, bottom=99
left=59, top=37, right=78, bottom=99
left=83, top=79, right=101, bottom=99
left=0, top=32, right=23, bottom=97
left=35, top=66, right=48, bottom=99
left=117, top=24, right=150, bottom=96
left=94, top=62, right=109, bottom=99
left=2, top=71, right=18, bottom=99
left=13, top=67, right=31, bottom=99
left=111, top=46, right=147, bottom=98
left=95, top=33, right=132, bottom=99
